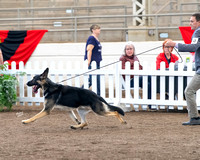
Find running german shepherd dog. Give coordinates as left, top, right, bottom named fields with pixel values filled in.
left=22, top=68, right=126, bottom=129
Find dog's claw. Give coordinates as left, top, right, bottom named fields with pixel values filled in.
left=22, top=119, right=35, bottom=124
left=70, top=125, right=77, bottom=130
left=22, top=120, right=28, bottom=124
left=122, top=121, right=127, bottom=124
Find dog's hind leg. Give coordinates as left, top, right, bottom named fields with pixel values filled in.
left=69, top=110, right=81, bottom=124
left=106, top=111, right=127, bottom=124
left=70, top=107, right=91, bottom=129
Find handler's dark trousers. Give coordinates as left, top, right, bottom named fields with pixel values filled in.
left=185, top=74, right=200, bottom=118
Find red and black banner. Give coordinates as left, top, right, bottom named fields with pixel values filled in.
left=0, top=30, right=47, bottom=68
left=179, top=26, right=195, bottom=59
left=179, top=26, right=194, bottom=44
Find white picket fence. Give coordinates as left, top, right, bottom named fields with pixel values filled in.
left=4, top=60, right=200, bottom=111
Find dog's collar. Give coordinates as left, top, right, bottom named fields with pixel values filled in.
left=44, top=85, right=62, bottom=98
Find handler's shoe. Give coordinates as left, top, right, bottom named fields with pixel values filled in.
left=182, top=117, right=200, bottom=125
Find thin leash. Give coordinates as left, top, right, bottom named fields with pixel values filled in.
left=58, top=60, right=120, bottom=83
left=174, top=47, right=183, bottom=63
left=58, top=45, right=182, bottom=83
left=166, top=46, right=183, bottom=63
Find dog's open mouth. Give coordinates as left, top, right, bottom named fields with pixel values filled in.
left=32, top=85, right=39, bottom=94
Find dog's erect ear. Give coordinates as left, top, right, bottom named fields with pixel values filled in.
left=41, top=68, right=49, bottom=79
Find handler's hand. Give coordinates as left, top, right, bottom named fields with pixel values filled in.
left=165, top=40, right=176, bottom=47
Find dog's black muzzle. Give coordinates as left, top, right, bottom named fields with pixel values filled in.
left=27, top=81, right=33, bottom=86
left=27, top=80, right=41, bottom=94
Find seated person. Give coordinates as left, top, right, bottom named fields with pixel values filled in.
left=156, top=39, right=179, bottom=70
left=156, top=39, right=179, bottom=98
left=119, top=41, right=151, bottom=106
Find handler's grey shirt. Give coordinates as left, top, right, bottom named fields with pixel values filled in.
left=178, top=27, right=200, bottom=74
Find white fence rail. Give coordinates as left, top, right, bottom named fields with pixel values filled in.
left=3, top=60, right=200, bottom=111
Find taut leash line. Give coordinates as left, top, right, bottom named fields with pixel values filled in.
left=58, top=45, right=166, bottom=83
left=174, top=47, right=183, bottom=63
left=58, top=60, right=120, bottom=83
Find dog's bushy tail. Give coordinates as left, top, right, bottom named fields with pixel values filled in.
left=109, top=105, right=125, bottom=116
left=98, top=96, right=125, bottom=116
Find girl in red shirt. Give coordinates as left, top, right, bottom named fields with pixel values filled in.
left=156, top=39, right=179, bottom=70
left=156, top=39, right=179, bottom=100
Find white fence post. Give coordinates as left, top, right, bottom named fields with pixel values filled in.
left=151, top=61, right=157, bottom=109
left=168, top=63, right=175, bottom=110
left=142, top=61, right=148, bottom=110
left=65, top=61, right=72, bottom=86
left=19, top=61, right=25, bottom=106
left=100, top=61, right=106, bottom=98
left=26, top=62, right=33, bottom=106
left=34, top=61, right=40, bottom=106
left=133, top=61, right=140, bottom=111
left=91, top=61, right=97, bottom=94
left=74, top=61, right=81, bottom=88
left=83, top=61, right=89, bottom=89
left=160, top=62, right=166, bottom=109
left=114, top=62, right=121, bottom=106
left=177, top=62, right=184, bottom=110
left=58, top=61, right=64, bottom=85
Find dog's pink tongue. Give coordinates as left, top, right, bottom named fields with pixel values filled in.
left=33, top=86, right=38, bottom=93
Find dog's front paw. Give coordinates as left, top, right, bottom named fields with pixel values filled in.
left=70, top=123, right=88, bottom=130
left=22, top=119, right=32, bottom=124
left=22, top=120, right=28, bottom=124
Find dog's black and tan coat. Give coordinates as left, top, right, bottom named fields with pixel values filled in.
left=22, top=68, right=126, bottom=129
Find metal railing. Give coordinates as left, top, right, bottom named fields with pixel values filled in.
left=0, top=5, right=195, bottom=42
left=180, top=2, right=200, bottom=26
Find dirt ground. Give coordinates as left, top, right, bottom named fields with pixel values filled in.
left=1, top=105, right=200, bottom=160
